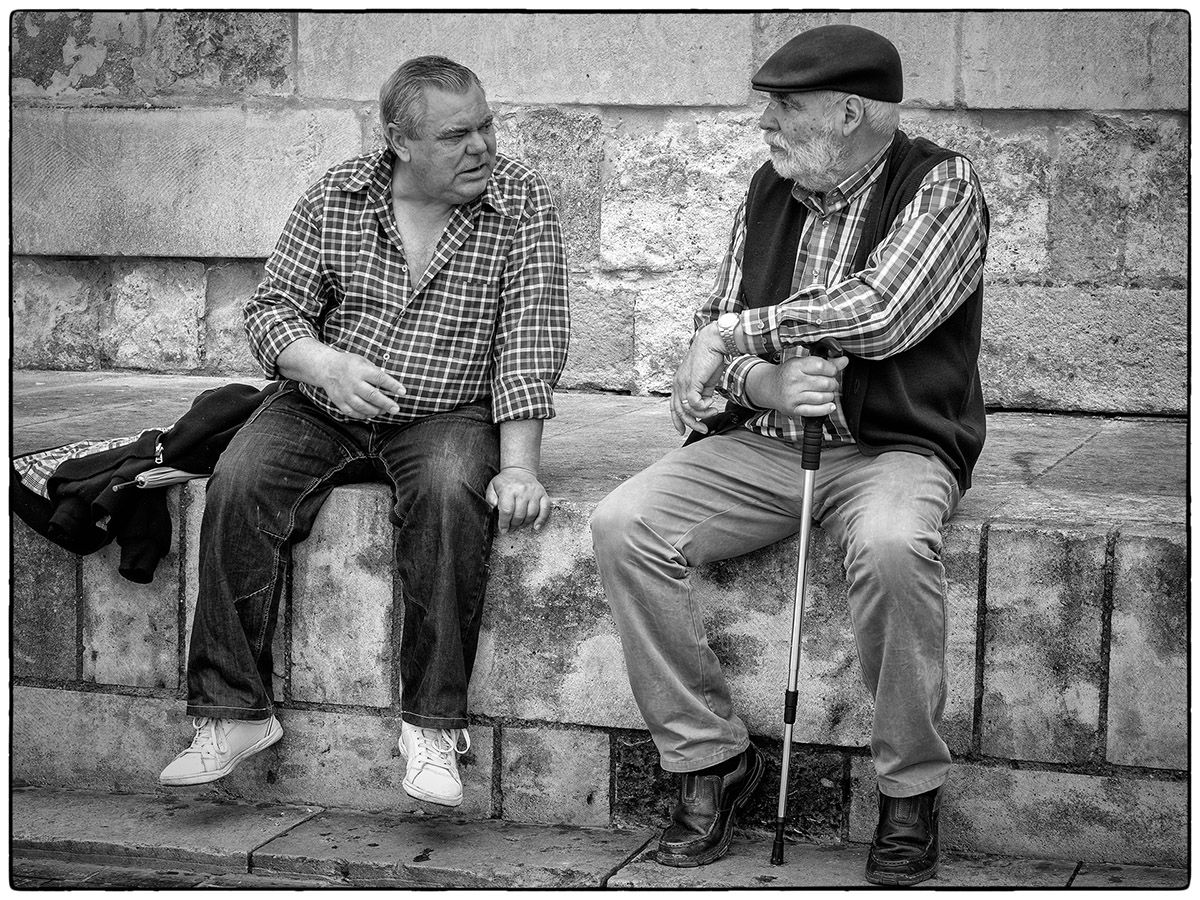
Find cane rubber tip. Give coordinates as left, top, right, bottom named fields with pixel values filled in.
left=770, top=840, right=784, bottom=866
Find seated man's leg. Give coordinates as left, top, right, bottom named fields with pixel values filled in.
left=380, top=401, right=498, bottom=807
left=815, top=447, right=961, bottom=885
left=590, top=429, right=806, bottom=866
left=162, top=386, right=366, bottom=786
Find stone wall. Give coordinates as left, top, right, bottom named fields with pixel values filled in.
left=10, top=10, right=1189, bottom=414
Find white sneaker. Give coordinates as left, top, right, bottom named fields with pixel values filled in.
left=398, top=721, right=470, bottom=807
left=159, top=716, right=283, bottom=786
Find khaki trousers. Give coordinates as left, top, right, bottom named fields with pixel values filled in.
left=590, top=429, right=960, bottom=797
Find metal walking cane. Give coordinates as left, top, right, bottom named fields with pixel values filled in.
left=770, top=336, right=843, bottom=866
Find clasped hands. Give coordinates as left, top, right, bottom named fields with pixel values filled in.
left=318, top=349, right=549, bottom=534
left=670, top=322, right=849, bottom=436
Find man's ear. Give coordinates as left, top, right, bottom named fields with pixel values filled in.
left=839, top=95, right=866, bottom=137
left=385, top=123, right=412, bottom=161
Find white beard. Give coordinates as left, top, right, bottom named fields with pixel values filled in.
left=767, top=129, right=847, bottom=194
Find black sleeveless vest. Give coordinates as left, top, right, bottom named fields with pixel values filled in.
left=736, top=130, right=989, bottom=492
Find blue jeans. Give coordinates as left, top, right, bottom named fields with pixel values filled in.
left=590, top=429, right=961, bottom=797
left=186, top=383, right=499, bottom=729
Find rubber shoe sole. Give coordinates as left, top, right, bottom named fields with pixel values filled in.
left=656, top=750, right=766, bottom=868
left=865, top=860, right=939, bottom=886
left=401, top=779, right=463, bottom=808
left=159, top=720, right=283, bottom=787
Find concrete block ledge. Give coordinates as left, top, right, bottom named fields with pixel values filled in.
left=10, top=370, right=1188, bottom=867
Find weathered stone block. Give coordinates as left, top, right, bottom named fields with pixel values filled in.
left=1048, top=113, right=1187, bottom=285
left=204, top=261, right=263, bottom=375
left=849, top=759, right=1187, bottom=867
left=11, top=257, right=107, bottom=370
left=470, top=505, right=643, bottom=730
left=980, top=285, right=1186, bottom=416
left=80, top=490, right=182, bottom=690
left=556, top=276, right=636, bottom=392
left=500, top=726, right=610, bottom=826
left=103, top=260, right=206, bottom=371
left=12, top=106, right=362, bottom=257
left=755, top=12, right=958, bottom=108
left=961, top=11, right=1188, bottom=111
left=496, top=107, right=603, bottom=269
left=600, top=111, right=764, bottom=275
left=981, top=524, right=1106, bottom=762
left=941, top=521, right=982, bottom=752
left=10, top=11, right=293, bottom=102
left=630, top=271, right=726, bottom=395
left=1031, top=419, right=1188, bottom=518
left=12, top=517, right=79, bottom=681
left=1107, top=526, right=1187, bottom=769
left=290, top=485, right=395, bottom=708
left=182, top=479, right=286, bottom=703
left=12, top=687, right=188, bottom=793
left=214, top=708, right=494, bottom=819
left=298, top=13, right=752, bottom=106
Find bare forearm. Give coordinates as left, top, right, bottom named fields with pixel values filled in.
left=275, top=336, right=339, bottom=388
left=499, top=418, right=544, bottom=474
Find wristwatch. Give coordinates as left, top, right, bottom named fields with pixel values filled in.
left=716, top=312, right=740, bottom=357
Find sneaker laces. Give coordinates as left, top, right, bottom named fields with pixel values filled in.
left=179, top=717, right=227, bottom=761
left=409, top=727, right=470, bottom=776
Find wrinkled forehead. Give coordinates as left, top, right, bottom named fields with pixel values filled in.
left=419, top=84, right=491, bottom=137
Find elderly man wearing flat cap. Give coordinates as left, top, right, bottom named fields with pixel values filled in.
left=591, top=24, right=988, bottom=884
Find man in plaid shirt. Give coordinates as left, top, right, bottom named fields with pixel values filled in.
left=592, top=26, right=987, bottom=882
left=160, top=56, right=569, bottom=809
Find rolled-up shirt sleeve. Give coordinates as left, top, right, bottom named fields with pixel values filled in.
left=489, top=187, right=570, bottom=422
left=243, top=186, right=330, bottom=378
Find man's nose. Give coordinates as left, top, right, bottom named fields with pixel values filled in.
left=465, top=130, right=489, bottom=155
left=758, top=106, right=776, bottom=131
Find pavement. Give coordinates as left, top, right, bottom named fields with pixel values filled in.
left=10, top=786, right=1189, bottom=890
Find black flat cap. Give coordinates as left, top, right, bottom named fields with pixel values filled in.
left=752, top=24, right=903, bottom=102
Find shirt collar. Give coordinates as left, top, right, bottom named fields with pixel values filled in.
left=792, top=136, right=894, bottom=217
left=336, top=148, right=516, bottom=218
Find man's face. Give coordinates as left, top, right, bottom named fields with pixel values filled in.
left=392, top=84, right=497, bottom=205
left=758, top=92, right=847, bottom=194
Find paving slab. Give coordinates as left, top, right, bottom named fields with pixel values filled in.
left=1072, top=861, right=1190, bottom=889
left=608, top=835, right=1078, bottom=889
left=11, top=854, right=213, bottom=889
left=11, top=786, right=320, bottom=871
left=252, top=809, right=656, bottom=888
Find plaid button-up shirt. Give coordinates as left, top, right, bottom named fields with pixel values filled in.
left=245, top=149, right=570, bottom=424
left=698, top=138, right=987, bottom=445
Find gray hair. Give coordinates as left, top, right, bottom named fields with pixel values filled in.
left=814, top=89, right=900, bottom=137
left=379, top=56, right=484, bottom=143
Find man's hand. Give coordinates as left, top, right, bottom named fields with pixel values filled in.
left=486, top=466, right=552, bottom=534
left=750, top=352, right=849, bottom=419
left=317, top=350, right=406, bottom=420
left=670, top=323, right=728, bottom=436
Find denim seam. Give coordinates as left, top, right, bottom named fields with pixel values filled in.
left=247, top=454, right=362, bottom=660
left=403, top=710, right=469, bottom=728
left=186, top=702, right=272, bottom=714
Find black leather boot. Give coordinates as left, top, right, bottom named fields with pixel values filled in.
left=656, top=745, right=765, bottom=867
left=865, top=786, right=941, bottom=885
